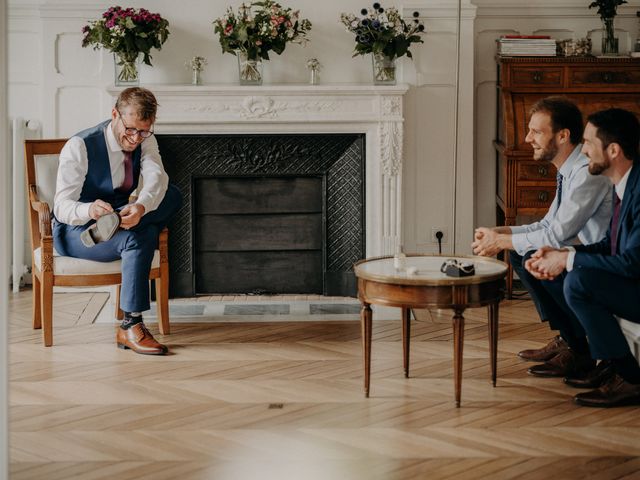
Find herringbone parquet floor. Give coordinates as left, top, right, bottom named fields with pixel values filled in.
left=8, top=290, right=640, bottom=480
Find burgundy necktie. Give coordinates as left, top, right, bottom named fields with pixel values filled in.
left=611, top=193, right=621, bottom=255
left=119, top=150, right=133, bottom=192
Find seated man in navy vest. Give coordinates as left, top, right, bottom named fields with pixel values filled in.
left=53, top=87, right=182, bottom=355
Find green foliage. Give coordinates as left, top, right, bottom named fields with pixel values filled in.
left=81, top=6, right=170, bottom=66
left=213, top=0, right=312, bottom=61
left=340, top=3, right=425, bottom=60
left=588, top=0, right=627, bottom=19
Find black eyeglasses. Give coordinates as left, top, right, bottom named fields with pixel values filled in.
left=118, top=111, right=154, bottom=139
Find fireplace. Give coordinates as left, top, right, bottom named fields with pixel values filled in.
left=157, top=133, right=365, bottom=297
left=109, top=84, right=409, bottom=297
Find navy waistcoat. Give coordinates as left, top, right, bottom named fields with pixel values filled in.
left=76, top=120, right=141, bottom=210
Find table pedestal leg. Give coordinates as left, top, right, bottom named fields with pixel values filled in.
left=453, top=308, right=465, bottom=408
left=361, top=302, right=372, bottom=397
left=489, top=302, right=499, bottom=387
left=402, top=307, right=411, bottom=378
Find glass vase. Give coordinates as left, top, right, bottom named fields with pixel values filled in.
left=237, top=51, right=263, bottom=85
left=601, top=17, right=619, bottom=56
left=192, top=68, right=202, bottom=85
left=372, top=53, right=397, bottom=85
left=114, top=53, right=141, bottom=86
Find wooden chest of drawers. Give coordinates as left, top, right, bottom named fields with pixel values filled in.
left=495, top=56, right=640, bottom=226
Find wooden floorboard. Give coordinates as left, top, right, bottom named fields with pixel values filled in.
left=8, top=290, right=640, bottom=479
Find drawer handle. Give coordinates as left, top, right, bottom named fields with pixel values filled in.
left=538, top=191, right=549, bottom=202
left=532, top=71, right=543, bottom=82
left=602, top=72, right=613, bottom=83
left=537, top=166, right=548, bottom=176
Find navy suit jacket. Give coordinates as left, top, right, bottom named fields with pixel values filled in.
left=574, top=161, right=640, bottom=279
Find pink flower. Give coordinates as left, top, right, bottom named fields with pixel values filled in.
left=224, top=24, right=234, bottom=35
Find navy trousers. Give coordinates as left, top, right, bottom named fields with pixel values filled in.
left=53, top=184, right=182, bottom=313
left=564, top=268, right=640, bottom=359
left=510, top=250, right=572, bottom=330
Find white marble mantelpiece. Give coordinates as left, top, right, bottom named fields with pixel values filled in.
left=108, top=84, right=409, bottom=257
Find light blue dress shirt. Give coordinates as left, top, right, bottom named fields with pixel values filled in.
left=510, top=144, right=613, bottom=255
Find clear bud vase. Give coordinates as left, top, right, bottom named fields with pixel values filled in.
left=310, top=68, right=319, bottom=85
left=192, top=68, right=202, bottom=85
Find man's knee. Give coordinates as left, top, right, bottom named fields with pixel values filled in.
left=509, top=250, right=525, bottom=268
left=122, top=227, right=158, bottom=252
left=563, top=268, right=594, bottom=303
left=163, top=184, right=183, bottom=213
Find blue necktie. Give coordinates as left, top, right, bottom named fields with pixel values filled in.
left=556, top=172, right=563, bottom=207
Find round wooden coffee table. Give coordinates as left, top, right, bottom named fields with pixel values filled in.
left=354, top=254, right=507, bottom=407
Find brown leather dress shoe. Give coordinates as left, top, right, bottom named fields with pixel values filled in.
left=116, top=323, right=168, bottom=355
left=564, top=359, right=615, bottom=389
left=528, top=349, right=595, bottom=378
left=518, top=335, right=568, bottom=362
left=574, top=374, right=640, bottom=408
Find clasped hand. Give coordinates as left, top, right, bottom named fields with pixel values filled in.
left=524, top=246, right=569, bottom=281
left=471, top=227, right=502, bottom=257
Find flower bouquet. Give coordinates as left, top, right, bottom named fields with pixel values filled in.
left=214, top=0, right=312, bottom=85
left=82, top=6, right=170, bottom=85
left=340, top=2, right=425, bottom=84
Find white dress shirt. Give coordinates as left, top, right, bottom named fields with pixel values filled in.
left=510, top=144, right=613, bottom=255
left=54, top=121, right=169, bottom=225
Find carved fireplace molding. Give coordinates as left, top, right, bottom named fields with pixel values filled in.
left=108, top=84, right=409, bottom=257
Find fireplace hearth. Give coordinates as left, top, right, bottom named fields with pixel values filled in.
left=158, top=133, right=365, bottom=297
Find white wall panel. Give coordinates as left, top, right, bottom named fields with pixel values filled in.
left=55, top=31, right=100, bottom=78
left=56, top=86, right=104, bottom=137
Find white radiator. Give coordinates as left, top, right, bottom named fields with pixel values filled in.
left=12, top=118, right=41, bottom=293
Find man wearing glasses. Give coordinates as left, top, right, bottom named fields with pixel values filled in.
left=53, top=87, right=181, bottom=355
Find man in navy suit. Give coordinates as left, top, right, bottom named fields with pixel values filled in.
left=526, top=108, right=640, bottom=407
left=53, top=87, right=182, bottom=355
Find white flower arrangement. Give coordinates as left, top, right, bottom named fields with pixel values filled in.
left=306, top=58, right=321, bottom=71
left=187, top=56, right=208, bottom=72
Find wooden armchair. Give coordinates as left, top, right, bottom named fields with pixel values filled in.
left=24, top=139, right=170, bottom=346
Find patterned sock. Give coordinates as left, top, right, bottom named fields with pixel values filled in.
left=120, top=312, right=143, bottom=330
left=613, top=354, right=640, bottom=384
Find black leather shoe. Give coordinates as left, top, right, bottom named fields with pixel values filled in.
left=528, top=349, right=595, bottom=378
left=518, top=335, right=568, bottom=362
left=574, top=374, right=640, bottom=408
left=564, top=360, right=615, bottom=389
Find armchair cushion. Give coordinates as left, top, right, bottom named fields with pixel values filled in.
left=33, top=247, right=160, bottom=275
left=34, top=153, right=60, bottom=208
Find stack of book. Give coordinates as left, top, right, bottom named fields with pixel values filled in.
left=497, top=35, right=557, bottom=56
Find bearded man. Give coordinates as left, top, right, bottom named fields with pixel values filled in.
left=472, top=96, right=613, bottom=375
